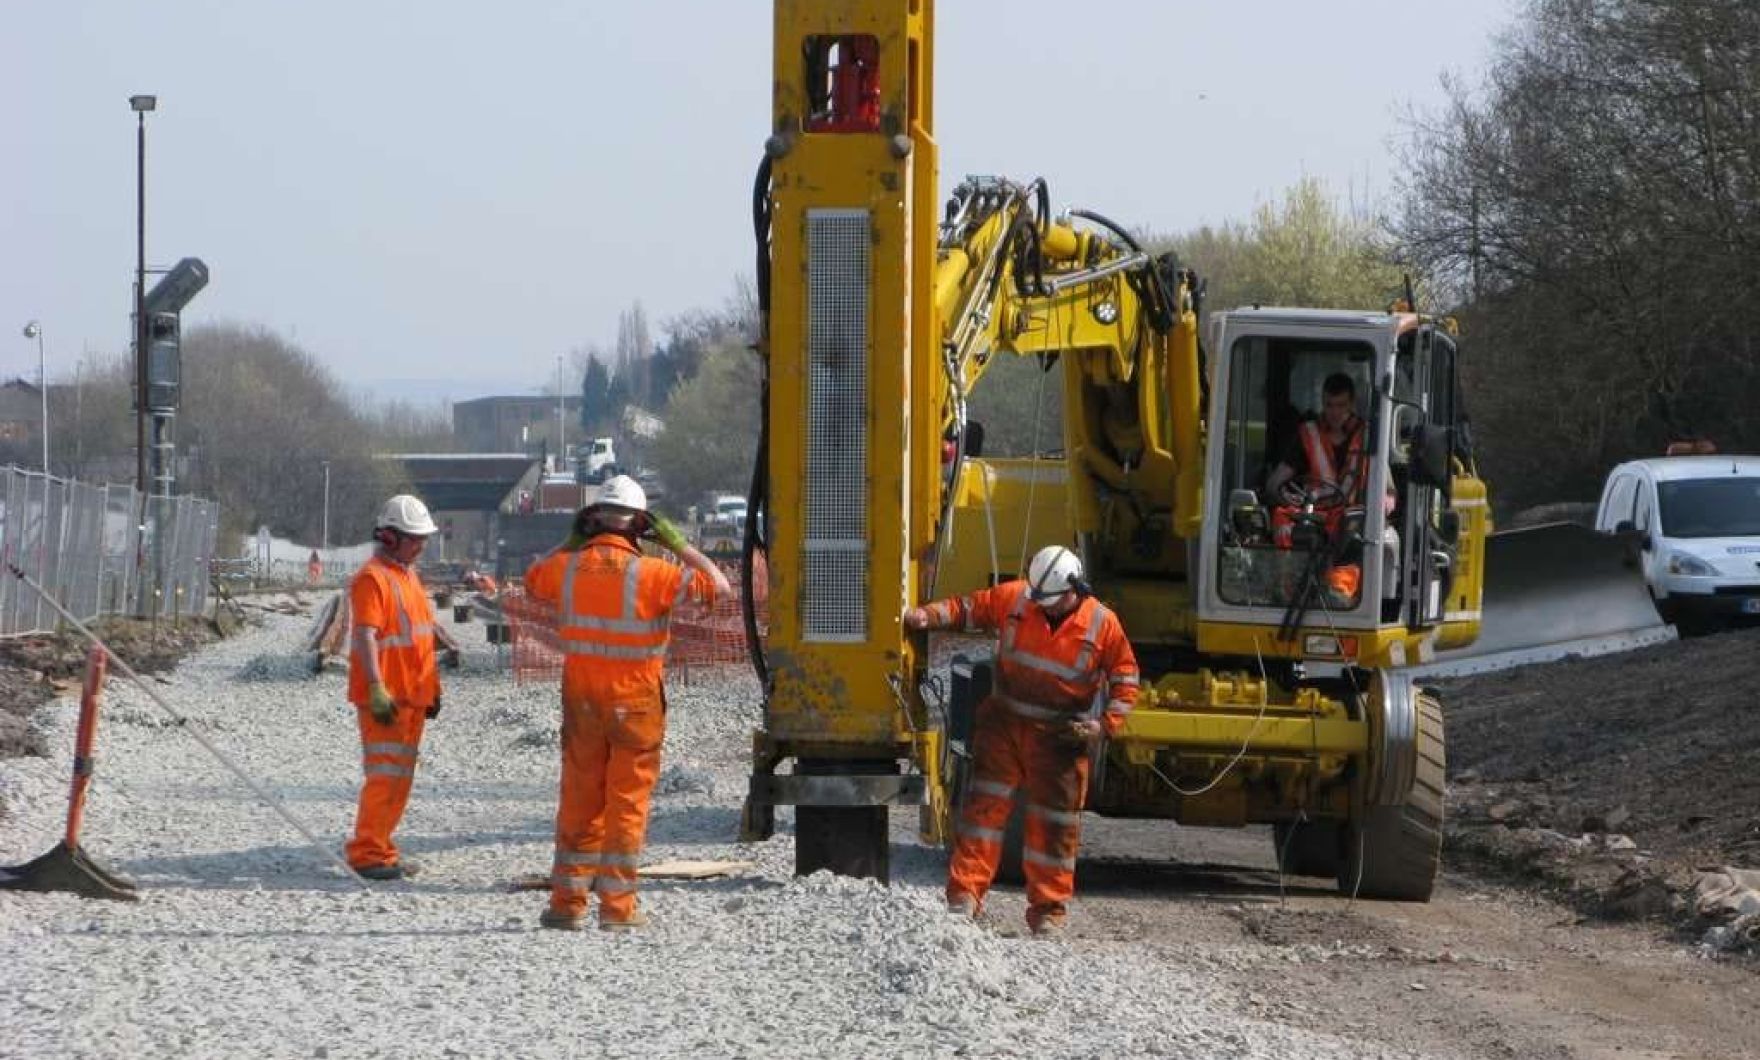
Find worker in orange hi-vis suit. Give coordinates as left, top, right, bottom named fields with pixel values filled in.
left=523, top=475, right=731, bottom=932
left=345, top=494, right=443, bottom=880
left=905, top=545, right=1140, bottom=937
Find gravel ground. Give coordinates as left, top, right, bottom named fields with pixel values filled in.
left=0, top=607, right=1428, bottom=1059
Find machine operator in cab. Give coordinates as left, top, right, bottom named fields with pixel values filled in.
left=905, top=546, right=1140, bottom=936
left=1265, top=372, right=1373, bottom=603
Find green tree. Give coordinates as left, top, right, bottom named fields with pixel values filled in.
left=1221, top=177, right=1404, bottom=310
left=1396, top=0, right=1760, bottom=510
left=178, top=323, right=396, bottom=543
left=647, top=332, right=760, bottom=518
left=580, top=356, right=614, bottom=436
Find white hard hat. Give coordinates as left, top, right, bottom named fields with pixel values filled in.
left=1026, top=545, right=1082, bottom=601
left=588, top=474, right=647, bottom=514
left=376, top=494, right=439, bottom=536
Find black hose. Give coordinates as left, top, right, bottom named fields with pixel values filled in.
left=744, top=155, right=773, bottom=688
left=1068, top=208, right=1175, bottom=333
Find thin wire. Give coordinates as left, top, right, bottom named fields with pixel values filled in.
left=1148, top=635, right=1272, bottom=798
left=5, top=562, right=368, bottom=888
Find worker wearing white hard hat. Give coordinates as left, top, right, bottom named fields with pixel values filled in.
left=905, top=544, right=1140, bottom=936
left=523, top=475, right=733, bottom=930
left=344, top=493, right=443, bottom=880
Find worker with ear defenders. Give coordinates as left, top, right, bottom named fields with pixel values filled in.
left=523, top=475, right=731, bottom=931
left=345, top=493, right=443, bottom=881
left=905, top=545, right=1140, bottom=936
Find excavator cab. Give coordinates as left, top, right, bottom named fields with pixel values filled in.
left=1197, top=308, right=1472, bottom=666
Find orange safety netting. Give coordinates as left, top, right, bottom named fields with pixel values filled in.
left=501, top=555, right=768, bottom=685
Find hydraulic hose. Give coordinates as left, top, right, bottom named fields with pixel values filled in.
left=743, top=155, right=773, bottom=688
left=1068, top=207, right=1175, bottom=333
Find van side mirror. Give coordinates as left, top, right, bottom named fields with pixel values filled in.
left=1613, top=519, right=1652, bottom=553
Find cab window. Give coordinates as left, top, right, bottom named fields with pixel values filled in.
left=1215, top=335, right=1375, bottom=609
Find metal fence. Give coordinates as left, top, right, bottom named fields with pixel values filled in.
left=0, top=466, right=220, bottom=635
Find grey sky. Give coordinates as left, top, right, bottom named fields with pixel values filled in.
left=3, top=1, right=1513, bottom=403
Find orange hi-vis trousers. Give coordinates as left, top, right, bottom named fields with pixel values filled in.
left=549, top=695, right=664, bottom=922
left=346, top=704, right=428, bottom=869
left=947, top=697, right=1091, bottom=928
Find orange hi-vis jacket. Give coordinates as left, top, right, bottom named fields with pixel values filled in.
left=348, top=555, right=439, bottom=710
left=523, top=534, right=719, bottom=705
left=921, top=579, right=1140, bottom=736
left=1296, top=417, right=1368, bottom=507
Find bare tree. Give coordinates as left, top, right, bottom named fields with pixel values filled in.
left=1397, top=0, right=1760, bottom=509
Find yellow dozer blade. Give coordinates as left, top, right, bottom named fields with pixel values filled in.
left=1420, top=522, right=1673, bottom=676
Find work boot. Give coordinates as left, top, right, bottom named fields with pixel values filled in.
left=947, top=894, right=979, bottom=919
left=1029, top=913, right=1067, bottom=938
left=599, top=909, right=651, bottom=932
left=355, top=860, right=419, bottom=881
left=539, top=908, right=588, bottom=932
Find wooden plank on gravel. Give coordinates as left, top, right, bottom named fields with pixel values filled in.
left=507, top=860, right=754, bottom=891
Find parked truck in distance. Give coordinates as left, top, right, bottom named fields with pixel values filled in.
left=582, top=437, right=618, bottom=484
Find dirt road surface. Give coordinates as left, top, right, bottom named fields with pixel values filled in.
left=1011, top=820, right=1760, bottom=1060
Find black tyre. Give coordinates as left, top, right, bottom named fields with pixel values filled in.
left=1338, top=691, right=1445, bottom=901
left=1273, top=819, right=1343, bottom=878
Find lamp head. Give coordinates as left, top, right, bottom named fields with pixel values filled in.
left=23, top=321, right=40, bottom=340
left=129, top=95, right=157, bottom=113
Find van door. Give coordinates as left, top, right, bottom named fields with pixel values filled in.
left=1633, top=476, right=1663, bottom=591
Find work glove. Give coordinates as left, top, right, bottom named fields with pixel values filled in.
left=1059, top=718, right=1101, bottom=751
left=425, top=693, right=442, bottom=721
left=442, top=647, right=462, bottom=671
left=649, top=514, right=691, bottom=555
left=368, top=683, right=397, bottom=725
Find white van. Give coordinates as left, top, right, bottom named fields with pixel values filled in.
left=1595, top=454, right=1760, bottom=632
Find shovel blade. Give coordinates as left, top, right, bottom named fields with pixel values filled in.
left=0, top=841, right=140, bottom=901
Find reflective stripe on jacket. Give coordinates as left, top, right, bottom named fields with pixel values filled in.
left=524, top=534, right=717, bottom=705
left=921, top=579, right=1139, bottom=734
left=348, top=555, right=439, bottom=709
left=1297, top=418, right=1367, bottom=506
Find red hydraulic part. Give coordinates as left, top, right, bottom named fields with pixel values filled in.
left=804, top=34, right=881, bottom=133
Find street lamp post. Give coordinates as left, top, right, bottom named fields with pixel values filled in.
left=130, top=94, right=155, bottom=499
left=129, top=93, right=155, bottom=618
left=321, top=461, right=331, bottom=552
left=22, top=321, right=46, bottom=474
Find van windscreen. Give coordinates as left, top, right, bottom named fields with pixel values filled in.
left=1657, top=478, right=1760, bottom=538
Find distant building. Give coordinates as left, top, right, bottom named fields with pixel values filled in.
left=453, top=395, right=583, bottom=453
left=381, top=452, right=543, bottom=568
left=0, top=378, right=43, bottom=445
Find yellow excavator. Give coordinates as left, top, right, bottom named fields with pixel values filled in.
left=735, top=0, right=1649, bottom=899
